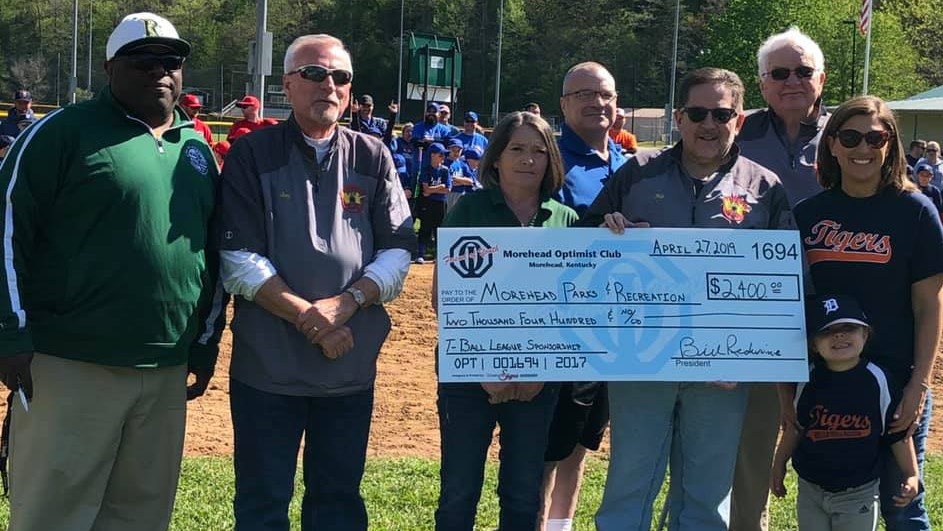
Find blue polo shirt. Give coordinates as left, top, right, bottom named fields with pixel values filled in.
left=557, top=122, right=627, bottom=216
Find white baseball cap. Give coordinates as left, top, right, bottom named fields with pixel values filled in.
left=106, top=12, right=191, bottom=61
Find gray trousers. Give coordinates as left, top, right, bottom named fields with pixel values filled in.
left=797, top=477, right=879, bottom=531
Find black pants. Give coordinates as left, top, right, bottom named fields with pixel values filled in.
left=418, top=200, right=446, bottom=256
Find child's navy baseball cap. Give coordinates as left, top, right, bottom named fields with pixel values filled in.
left=806, top=294, right=870, bottom=337
left=463, top=146, right=483, bottom=160
left=427, top=142, right=446, bottom=155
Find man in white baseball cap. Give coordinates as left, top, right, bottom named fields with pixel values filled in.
left=0, top=12, right=224, bottom=531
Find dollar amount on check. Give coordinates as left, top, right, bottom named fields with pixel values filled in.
left=436, top=227, right=809, bottom=383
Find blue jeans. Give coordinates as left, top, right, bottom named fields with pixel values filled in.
left=230, top=378, right=374, bottom=531
left=435, top=382, right=559, bottom=531
left=881, top=389, right=933, bottom=531
left=597, top=382, right=748, bottom=531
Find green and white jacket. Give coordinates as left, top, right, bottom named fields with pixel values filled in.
left=0, top=86, right=223, bottom=370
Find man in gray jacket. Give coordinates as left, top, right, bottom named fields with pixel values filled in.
left=217, top=33, right=415, bottom=531
left=732, top=27, right=828, bottom=531
left=590, top=67, right=792, bottom=531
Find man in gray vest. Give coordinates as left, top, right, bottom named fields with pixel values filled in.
left=217, top=33, right=415, bottom=531
left=732, top=26, right=828, bottom=531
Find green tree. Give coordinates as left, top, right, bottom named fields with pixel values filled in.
left=698, top=0, right=927, bottom=108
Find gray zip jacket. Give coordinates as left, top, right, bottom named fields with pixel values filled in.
left=219, top=115, right=415, bottom=396
left=582, top=142, right=793, bottom=231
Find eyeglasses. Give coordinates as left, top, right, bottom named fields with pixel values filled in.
left=927, top=148, right=939, bottom=152
left=118, top=54, right=185, bottom=72
left=834, top=129, right=892, bottom=149
left=287, top=65, right=353, bottom=86
left=763, top=66, right=817, bottom=81
left=681, top=107, right=738, bottom=124
left=562, top=89, right=618, bottom=103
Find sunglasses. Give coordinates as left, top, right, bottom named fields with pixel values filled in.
left=681, top=107, right=738, bottom=124
left=119, top=54, right=185, bottom=72
left=763, top=66, right=817, bottom=81
left=563, top=89, right=618, bottom=103
left=287, top=65, right=353, bottom=86
left=834, top=129, right=892, bottom=149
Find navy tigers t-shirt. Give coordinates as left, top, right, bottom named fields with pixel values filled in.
left=793, top=360, right=905, bottom=491
left=794, top=186, right=943, bottom=383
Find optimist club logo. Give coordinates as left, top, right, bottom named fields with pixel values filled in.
left=445, top=236, right=498, bottom=278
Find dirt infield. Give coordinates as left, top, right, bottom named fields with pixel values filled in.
left=184, top=264, right=943, bottom=458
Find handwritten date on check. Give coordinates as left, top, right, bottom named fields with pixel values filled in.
left=436, top=227, right=809, bottom=383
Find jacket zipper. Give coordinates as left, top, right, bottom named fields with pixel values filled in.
left=124, top=116, right=193, bottom=155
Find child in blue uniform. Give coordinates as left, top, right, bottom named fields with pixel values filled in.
left=771, top=294, right=918, bottom=530
left=416, top=142, right=450, bottom=263
left=915, top=162, right=943, bottom=215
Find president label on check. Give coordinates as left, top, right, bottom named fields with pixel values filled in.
left=436, top=227, right=808, bottom=383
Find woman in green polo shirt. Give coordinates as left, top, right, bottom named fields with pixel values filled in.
left=432, top=111, right=577, bottom=530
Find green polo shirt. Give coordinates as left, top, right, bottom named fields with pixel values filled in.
left=442, top=187, right=578, bottom=228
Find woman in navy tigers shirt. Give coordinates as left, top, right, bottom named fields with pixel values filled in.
left=793, top=96, right=943, bottom=530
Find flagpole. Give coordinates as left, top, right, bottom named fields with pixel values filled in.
left=861, top=18, right=872, bottom=94
left=859, top=0, right=873, bottom=95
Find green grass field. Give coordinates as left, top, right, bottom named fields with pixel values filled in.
left=2, top=455, right=938, bottom=530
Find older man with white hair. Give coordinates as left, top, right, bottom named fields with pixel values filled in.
left=732, top=26, right=828, bottom=531
left=217, top=33, right=415, bottom=530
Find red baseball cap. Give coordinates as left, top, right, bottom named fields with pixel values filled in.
left=179, top=94, right=202, bottom=108
left=212, top=140, right=231, bottom=158
left=235, top=95, right=260, bottom=109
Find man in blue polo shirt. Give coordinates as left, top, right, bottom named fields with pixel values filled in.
left=556, top=62, right=626, bottom=216
left=540, top=61, right=627, bottom=531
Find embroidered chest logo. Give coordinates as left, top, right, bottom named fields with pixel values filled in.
left=803, top=219, right=892, bottom=265
left=185, top=146, right=209, bottom=175
left=804, top=405, right=872, bottom=442
left=705, top=181, right=758, bottom=225
left=720, top=195, right=752, bottom=224
left=341, top=185, right=367, bottom=213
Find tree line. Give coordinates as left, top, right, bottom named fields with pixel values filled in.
left=0, top=0, right=938, bottom=123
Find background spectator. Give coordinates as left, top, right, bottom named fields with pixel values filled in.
left=179, top=93, right=214, bottom=144
left=226, top=95, right=277, bottom=142
left=1, top=90, right=35, bottom=138
left=608, top=108, right=638, bottom=154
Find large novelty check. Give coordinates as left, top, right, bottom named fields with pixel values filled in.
left=436, top=227, right=809, bottom=383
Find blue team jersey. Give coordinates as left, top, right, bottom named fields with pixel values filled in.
left=452, top=131, right=489, bottom=153
left=448, top=158, right=477, bottom=194
left=419, top=164, right=451, bottom=203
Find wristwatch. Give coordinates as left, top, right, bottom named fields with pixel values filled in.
left=345, top=286, right=367, bottom=309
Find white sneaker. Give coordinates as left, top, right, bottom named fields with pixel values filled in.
left=415, top=257, right=425, bottom=264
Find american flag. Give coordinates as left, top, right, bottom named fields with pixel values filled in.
left=858, top=0, right=872, bottom=36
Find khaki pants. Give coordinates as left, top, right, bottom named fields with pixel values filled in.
left=730, top=384, right=781, bottom=531
left=9, top=353, right=187, bottom=531
left=797, top=477, right=879, bottom=531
